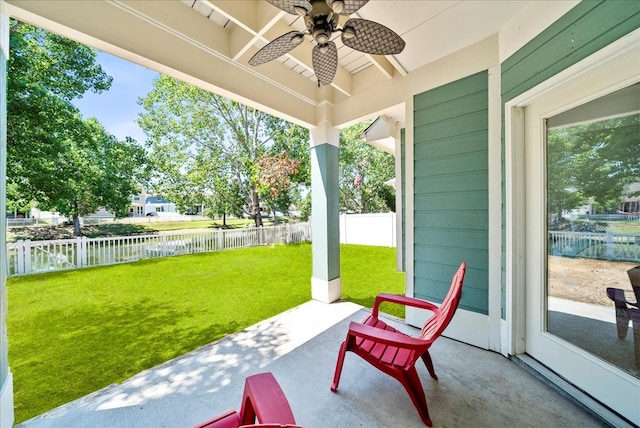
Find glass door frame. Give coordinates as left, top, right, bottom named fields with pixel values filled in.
left=504, top=29, right=640, bottom=424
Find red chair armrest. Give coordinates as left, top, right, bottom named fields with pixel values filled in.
left=372, top=293, right=438, bottom=318
left=348, top=321, right=425, bottom=349
left=240, top=373, right=296, bottom=425
left=607, top=287, right=640, bottom=308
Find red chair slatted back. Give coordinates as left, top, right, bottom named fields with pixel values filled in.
left=419, top=262, right=466, bottom=342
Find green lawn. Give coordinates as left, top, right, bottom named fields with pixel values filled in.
left=7, top=243, right=404, bottom=423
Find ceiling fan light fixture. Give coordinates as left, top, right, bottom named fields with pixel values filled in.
left=319, top=44, right=329, bottom=54
left=342, top=25, right=356, bottom=39
left=330, top=0, right=345, bottom=14
left=313, top=27, right=331, bottom=44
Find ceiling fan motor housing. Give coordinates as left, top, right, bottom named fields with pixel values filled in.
left=306, top=0, right=337, bottom=45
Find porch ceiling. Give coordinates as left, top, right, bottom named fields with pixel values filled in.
left=4, top=1, right=574, bottom=129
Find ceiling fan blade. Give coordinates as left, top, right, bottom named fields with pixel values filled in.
left=341, top=18, right=406, bottom=55
left=312, top=41, right=338, bottom=86
left=249, top=31, right=305, bottom=66
left=325, top=0, right=369, bottom=15
left=266, top=0, right=311, bottom=16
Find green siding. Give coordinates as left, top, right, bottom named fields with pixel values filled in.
left=413, top=70, right=489, bottom=315
left=500, top=0, right=640, bottom=319
left=502, top=1, right=640, bottom=102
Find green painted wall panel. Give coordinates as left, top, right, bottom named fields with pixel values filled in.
left=414, top=91, right=488, bottom=125
left=415, top=110, right=487, bottom=142
left=415, top=152, right=487, bottom=177
left=415, top=171, right=488, bottom=193
left=415, top=192, right=488, bottom=212
left=414, top=260, right=488, bottom=312
left=503, top=1, right=640, bottom=102
left=413, top=131, right=487, bottom=160
left=415, top=229, right=488, bottom=250
left=413, top=70, right=489, bottom=315
left=415, top=245, right=488, bottom=267
left=414, top=75, right=488, bottom=110
left=415, top=211, right=488, bottom=230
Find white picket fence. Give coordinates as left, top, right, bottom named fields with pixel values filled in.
left=548, top=231, right=640, bottom=262
left=7, top=223, right=311, bottom=276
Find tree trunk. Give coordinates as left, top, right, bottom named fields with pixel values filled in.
left=252, top=191, right=263, bottom=227
left=73, top=214, right=81, bottom=236
left=222, top=212, right=227, bottom=227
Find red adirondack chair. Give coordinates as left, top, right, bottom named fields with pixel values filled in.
left=606, top=266, right=640, bottom=368
left=330, top=261, right=466, bottom=427
left=194, top=372, right=301, bottom=428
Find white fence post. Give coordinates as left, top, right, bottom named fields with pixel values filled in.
left=16, top=241, right=24, bottom=275
left=23, top=240, right=31, bottom=274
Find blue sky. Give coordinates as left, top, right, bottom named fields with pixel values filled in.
left=72, top=51, right=159, bottom=144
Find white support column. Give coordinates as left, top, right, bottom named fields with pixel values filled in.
left=0, top=3, right=14, bottom=427
left=309, top=99, right=341, bottom=303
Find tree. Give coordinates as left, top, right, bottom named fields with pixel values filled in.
left=40, top=119, right=147, bottom=235
left=260, top=120, right=310, bottom=218
left=7, top=20, right=113, bottom=208
left=138, top=75, right=309, bottom=226
left=547, top=114, right=639, bottom=218
left=338, top=121, right=396, bottom=213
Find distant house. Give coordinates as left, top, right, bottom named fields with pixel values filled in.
left=619, top=182, right=640, bottom=215
left=129, top=192, right=146, bottom=217
left=144, top=196, right=177, bottom=216
left=128, top=188, right=177, bottom=217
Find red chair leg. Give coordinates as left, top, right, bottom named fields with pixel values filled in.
left=397, top=368, right=432, bottom=426
left=331, top=340, right=348, bottom=392
left=614, top=303, right=630, bottom=339
left=420, top=350, right=438, bottom=380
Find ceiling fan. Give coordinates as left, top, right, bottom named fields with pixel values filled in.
left=249, top=0, right=406, bottom=86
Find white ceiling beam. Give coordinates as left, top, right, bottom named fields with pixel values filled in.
left=367, top=54, right=397, bottom=79
left=202, top=0, right=285, bottom=61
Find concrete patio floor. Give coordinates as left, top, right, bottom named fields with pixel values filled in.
left=16, top=300, right=614, bottom=428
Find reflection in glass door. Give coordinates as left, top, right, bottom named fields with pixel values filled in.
left=546, top=91, right=640, bottom=378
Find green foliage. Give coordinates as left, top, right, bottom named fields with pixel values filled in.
left=7, top=243, right=403, bottom=422
left=298, top=192, right=311, bottom=221
left=7, top=21, right=112, bottom=204
left=42, top=119, right=147, bottom=231
left=7, top=21, right=148, bottom=234
left=548, top=114, right=639, bottom=216
left=339, top=121, right=396, bottom=213
left=137, top=76, right=309, bottom=225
